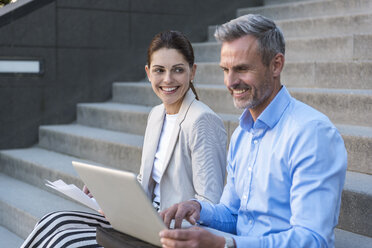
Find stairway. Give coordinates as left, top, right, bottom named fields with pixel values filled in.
left=0, top=0, right=371, bottom=247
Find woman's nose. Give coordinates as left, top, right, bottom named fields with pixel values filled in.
left=163, top=71, right=172, bottom=84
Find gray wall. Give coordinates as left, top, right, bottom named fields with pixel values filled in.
left=0, top=0, right=262, bottom=149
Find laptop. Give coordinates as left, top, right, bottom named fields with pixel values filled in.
left=72, top=161, right=165, bottom=246
left=72, top=161, right=234, bottom=247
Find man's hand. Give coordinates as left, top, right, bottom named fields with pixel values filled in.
left=83, top=185, right=93, bottom=198
left=159, top=226, right=225, bottom=248
left=160, top=200, right=201, bottom=229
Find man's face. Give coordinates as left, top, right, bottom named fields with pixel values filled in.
left=220, top=35, right=275, bottom=111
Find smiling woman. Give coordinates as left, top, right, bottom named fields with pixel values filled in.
left=21, top=30, right=227, bottom=248
left=145, top=48, right=196, bottom=115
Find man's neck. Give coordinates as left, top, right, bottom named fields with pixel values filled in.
left=249, top=83, right=282, bottom=122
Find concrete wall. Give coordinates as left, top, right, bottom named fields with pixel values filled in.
left=0, top=0, right=263, bottom=149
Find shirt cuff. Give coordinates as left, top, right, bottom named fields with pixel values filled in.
left=194, top=199, right=214, bottom=226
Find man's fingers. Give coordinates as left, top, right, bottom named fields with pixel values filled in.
left=175, top=203, right=196, bottom=228
left=160, top=238, right=191, bottom=248
left=162, top=204, right=178, bottom=228
left=186, top=210, right=200, bottom=225
left=160, top=201, right=201, bottom=229
left=174, top=210, right=186, bottom=229
left=160, top=228, right=204, bottom=248
left=160, top=229, right=195, bottom=240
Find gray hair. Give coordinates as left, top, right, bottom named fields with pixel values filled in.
left=214, top=14, right=285, bottom=67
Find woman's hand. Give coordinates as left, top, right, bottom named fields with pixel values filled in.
left=83, top=185, right=93, bottom=198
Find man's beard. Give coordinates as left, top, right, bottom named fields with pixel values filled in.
left=231, top=77, right=272, bottom=110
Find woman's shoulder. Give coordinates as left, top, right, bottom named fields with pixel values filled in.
left=147, top=103, right=164, bottom=119
left=185, top=100, right=223, bottom=125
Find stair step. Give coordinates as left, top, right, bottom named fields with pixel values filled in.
left=337, top=124, right=372, bottom=175
left=0, top=226, right=23, bottom=248
left=195, top=61, right=372, bottom=89
left=195, top=34, right=372, bottom=62
left=289, top=87, right=372, bottom=127
left=335, top=228, right=372, bottom=248
left=338, top=171, right=372, bottom=237
left=208, top=13, right=372, bottom=40
left=0, top=173, right=94, bottom=239
left=238, top=0, right=372, bottom=22
left=38, top=124, right=143, bottom=172
left=113, top=82, right=372, bottom=126
left=77, top=102, right=151, bottom=135
left=264, top=0, right=314, bottom=4
left=277, top=12, right=372, bottom=38
left=0, top=147, right=107, bottom=191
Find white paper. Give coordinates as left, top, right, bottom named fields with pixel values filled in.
left=45, top=179, right=101, bottom=212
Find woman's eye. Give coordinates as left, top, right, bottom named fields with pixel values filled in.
left=153, top=68, right=164, bottom=73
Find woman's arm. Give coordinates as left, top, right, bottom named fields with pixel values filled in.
left=189, top=112, right=227, bottom=204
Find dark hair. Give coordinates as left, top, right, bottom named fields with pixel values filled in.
left=147, top=30, right=199, bottom=100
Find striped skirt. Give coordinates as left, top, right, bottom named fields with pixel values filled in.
left=21, top=211, right=111, bottom=248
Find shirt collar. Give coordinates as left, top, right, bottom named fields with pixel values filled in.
left=239, top=85, right=291, bottom=131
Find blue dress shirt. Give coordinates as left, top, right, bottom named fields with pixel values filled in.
left=198, top=86, right=347, bottom=247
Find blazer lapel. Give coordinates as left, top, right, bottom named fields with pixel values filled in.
left=141, top=105, right=165, bottom=196
left=160, top=90, right=196, bottom=176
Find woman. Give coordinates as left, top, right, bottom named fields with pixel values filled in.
left=21, top=30, right=227, bottom=247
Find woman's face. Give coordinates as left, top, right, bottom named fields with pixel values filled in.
left=145, top=48, right=196, bottom=115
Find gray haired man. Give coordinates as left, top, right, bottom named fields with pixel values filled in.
left=159, top=14, right=347, bottom=248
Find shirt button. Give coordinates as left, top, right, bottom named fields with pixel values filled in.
left=248, top=167, right=252, bottom=172
left=249, top=220, right=253, bottom=224
left=253, top=140, right=258, bottom=145
left=242, top=195, right=247, bottom=199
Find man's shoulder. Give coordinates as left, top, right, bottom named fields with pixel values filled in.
left=285, top=98, right=335, bottom=130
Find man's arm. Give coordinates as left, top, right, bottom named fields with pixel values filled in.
left=232, top=121, right=347, bottom=247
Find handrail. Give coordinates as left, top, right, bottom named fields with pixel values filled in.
left=0, top=0, right=54, bottom=28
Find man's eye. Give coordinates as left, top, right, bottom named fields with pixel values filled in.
left=236, top=67, right=248, bottom=72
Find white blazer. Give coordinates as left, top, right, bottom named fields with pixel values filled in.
left=138, top=90, right=227, bottom=210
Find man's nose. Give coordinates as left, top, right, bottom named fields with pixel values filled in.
left=225, top=71, right=238, bottom=88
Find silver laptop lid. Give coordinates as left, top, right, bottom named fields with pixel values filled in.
left=72, top=161, right=165, bottom=247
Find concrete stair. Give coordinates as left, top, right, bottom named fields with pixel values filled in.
left=0, top=172, right=94, bottom=241
left=240, top=0, right=372, bottom=20
left=201, top=34, right=372, bottom=61
left=195, top=61, right=372, bottom=89
left=0, top=0, right=371, bottom=246
left=0, top=226, right=23, bottom=248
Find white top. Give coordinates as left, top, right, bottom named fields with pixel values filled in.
left=152, top=113, right=178, bottom=203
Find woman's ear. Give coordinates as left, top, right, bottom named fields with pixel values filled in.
left=190, top=63, right=197, bottom=82
left=145, top=65, right=151, bottom=82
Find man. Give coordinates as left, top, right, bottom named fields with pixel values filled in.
left=158, top=14, right=347, bottom=248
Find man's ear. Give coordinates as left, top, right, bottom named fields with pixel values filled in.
left=271, top=53, right=285, bottom=77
